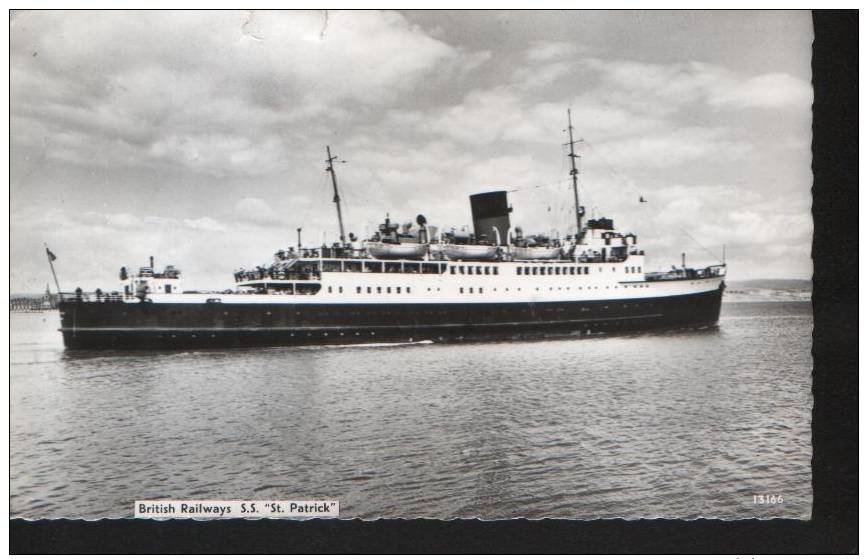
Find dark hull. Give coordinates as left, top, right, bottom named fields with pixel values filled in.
left=58, top=286, right=724, bottom=350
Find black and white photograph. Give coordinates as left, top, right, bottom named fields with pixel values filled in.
left=10, top=8, right=824, bottom=535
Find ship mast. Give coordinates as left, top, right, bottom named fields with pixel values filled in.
left=566, top=109, right=582, bottom=239
left=325, top=145, right=347, bottom=244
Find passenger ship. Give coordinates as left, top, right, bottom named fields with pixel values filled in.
left=58, top=112, right=726, bottom=350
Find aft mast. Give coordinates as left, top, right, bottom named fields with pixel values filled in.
left=566, top=109, right=583, bottom=239
left=325, top=145, right=347, bottom=244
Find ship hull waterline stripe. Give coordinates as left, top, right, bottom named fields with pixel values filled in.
left=60, top=313, right=665, bottom=333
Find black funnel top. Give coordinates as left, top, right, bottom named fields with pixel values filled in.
left=469, top=191, right=511, bottom=245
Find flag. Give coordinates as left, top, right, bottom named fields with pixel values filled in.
left=46, top=247, right=57, bottom=262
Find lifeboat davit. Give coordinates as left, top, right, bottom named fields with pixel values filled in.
left=511, top=246, right=562, bottom=260
left=364, top=241, right=427, bottom=260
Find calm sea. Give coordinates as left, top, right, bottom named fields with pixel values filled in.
left=10, top=301, right=813, bottom=519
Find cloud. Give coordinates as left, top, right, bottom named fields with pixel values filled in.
left=513, top=61, right=575, bottom=91
left=708, top=72, right=814, bottom=109
left=589, top=127, right=752, bottom=168
left=146, top=134, right=289, bottom=177
left=183, top=217, right=226, bottom=232
left=232, top=196, right=282, bottom=225
left=11, top=10, right=488, bottom=179
left=9, top=11, right=814, bottom=290
left=12, top=10, right=464, bottom=105
left=581, top=58, right=813, bottom=112
left=526, top=40, right=581, bottom=61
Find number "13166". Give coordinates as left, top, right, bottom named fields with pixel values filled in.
left=753, top=494, right=783, bottom=504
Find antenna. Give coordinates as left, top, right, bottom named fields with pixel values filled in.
left=566, top=109, right=582, bottom=239
left=325, top=146, right=347, bottom=244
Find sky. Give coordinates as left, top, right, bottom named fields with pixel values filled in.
left=10, top=10, right=814, bottom=293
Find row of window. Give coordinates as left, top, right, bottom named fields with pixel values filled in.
left=352, top=286, right=413, bottom=295
left=327, top=283, right=651, bottom=295
left=321, top=261, right=446, bottom=274
left=456, top=284, right=651, bottom=294
left=450, top=265, right=499, bottom=276
left=517, top=265, right=589, bottom=276
left=317, top=261, right=645, bottom=276
left=313, top=261, right=648, bottom=277
left=516, top=265, right=644, bottom=276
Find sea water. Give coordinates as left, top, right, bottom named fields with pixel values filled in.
left=10, top=301, right=813, bottom=519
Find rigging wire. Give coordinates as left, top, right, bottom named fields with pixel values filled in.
left=506, top=177, right=571, bottom=193
left=676, top=226, right=724, bottom=263
left=582, top=139, right=722, bottom=263
left=296, top=168, right=328, bottom=242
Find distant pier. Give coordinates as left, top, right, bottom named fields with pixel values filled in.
left=10, top=293, right=58, bottom=312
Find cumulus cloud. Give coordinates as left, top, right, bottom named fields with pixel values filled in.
left=10, top=11, right=814, bottom=291
left=11, top=10, right=484, bottom=179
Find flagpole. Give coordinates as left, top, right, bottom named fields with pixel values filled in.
left=45, top=244, right=63, bottom=301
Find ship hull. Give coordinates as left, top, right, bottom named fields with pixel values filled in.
left=59, top=286, right=723, bottom=350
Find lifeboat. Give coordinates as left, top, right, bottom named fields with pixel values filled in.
left=510, top=229, right=562, bottom=260
left=437, top=243, right=498, bottom=261
left=363, top=215, right=429, bottom=259
left=511, top=246, right=562, bottom=260
left=364, top=241, right=427, bottom=260
left=432, top=228, right=498, bottom=261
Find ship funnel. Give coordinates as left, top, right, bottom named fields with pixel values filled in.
left=469, top=191, right=511, bottom=246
